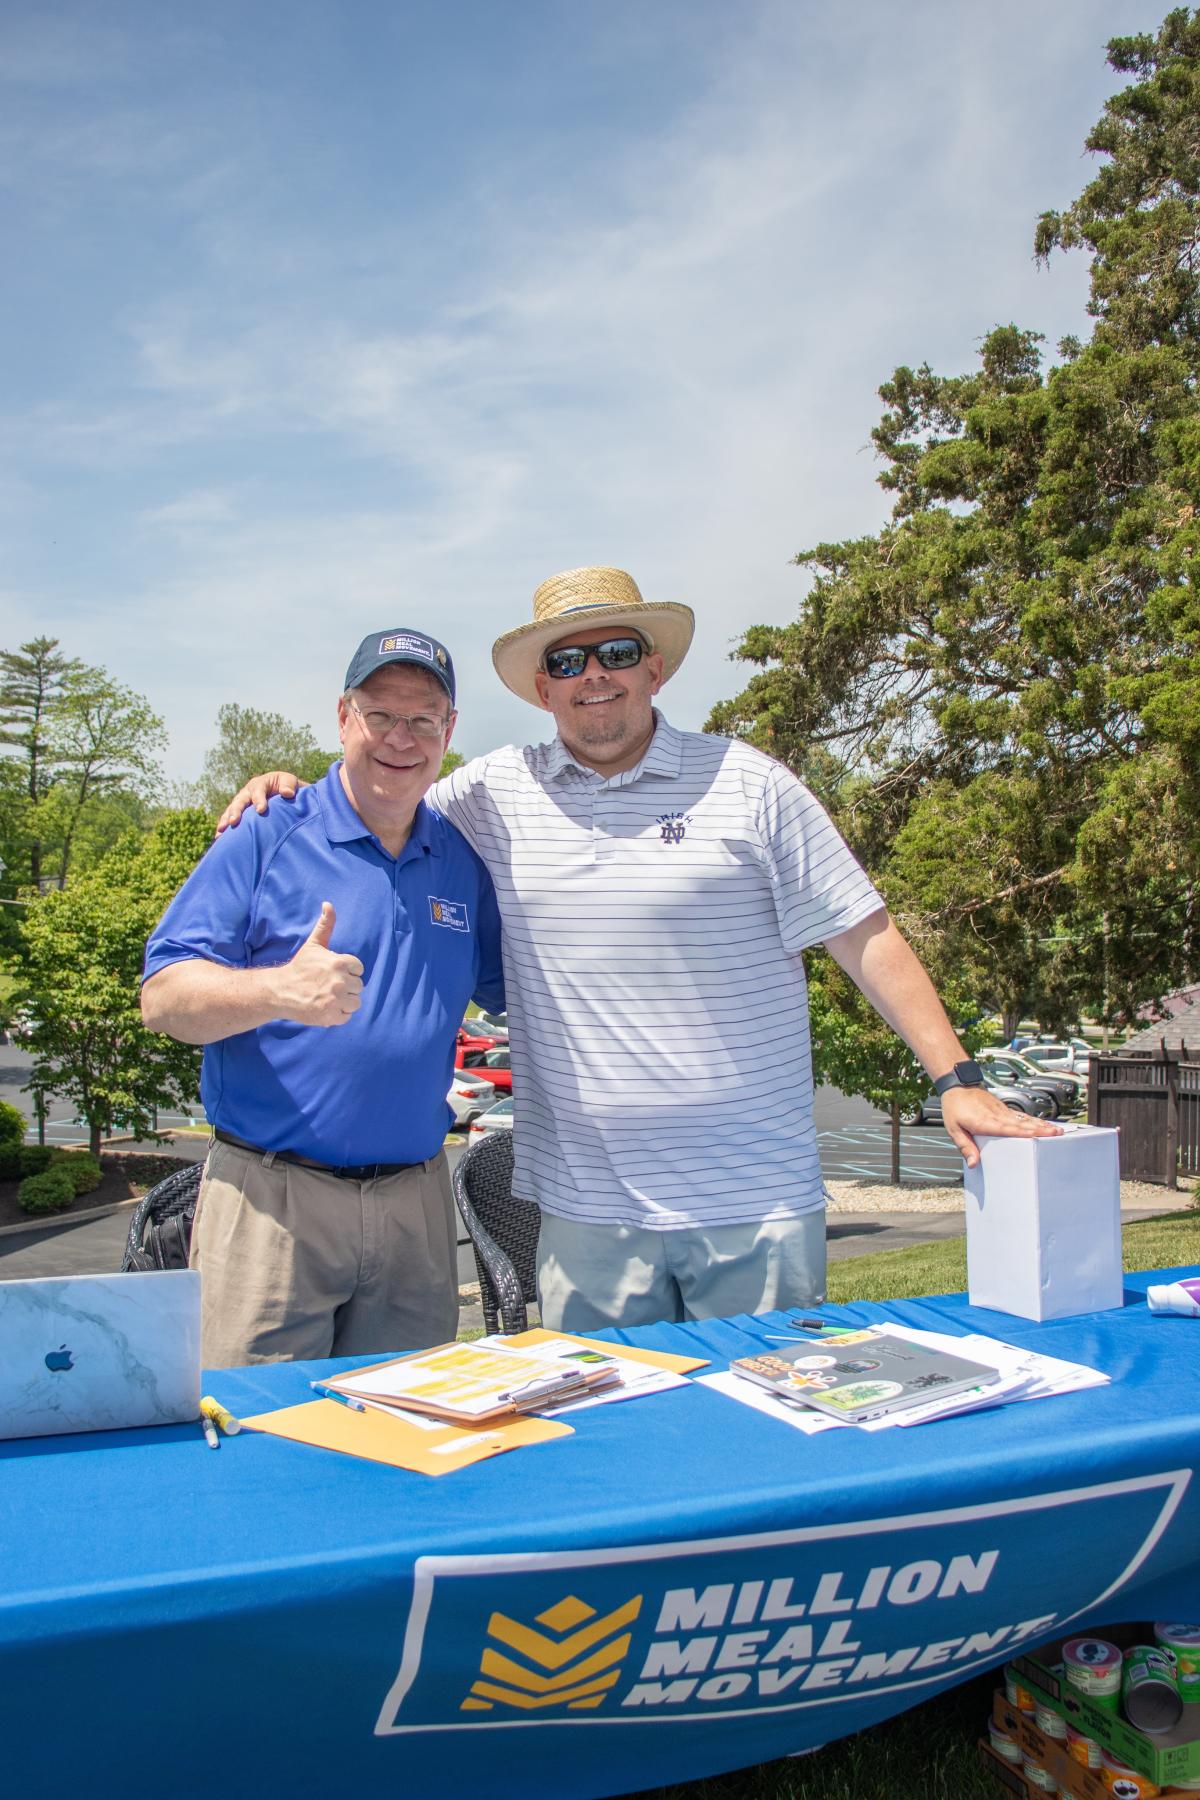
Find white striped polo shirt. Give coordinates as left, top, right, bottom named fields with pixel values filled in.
left=432, top=713, right=884, bottom=1230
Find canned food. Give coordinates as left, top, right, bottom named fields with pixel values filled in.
left=1154, top=1622, right=1200, bottom=1701
left=1035, top=1700, right=1068, bottom=1739
left=1100, top=1746, right=1160, bottom=1796
left=1066, top=1723, right=1103, bottom=1768
left=987, top=1721, right=1021, bottom=1763
left=1122, top=1644, right=1182, bottom=1734
left=1064, top=1636, right=1123, bottom=1710
left=1005, top=1667, right=1037, bottom=1712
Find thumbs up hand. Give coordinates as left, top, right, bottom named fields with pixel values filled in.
left=275, top=903, right=365, bottom=1026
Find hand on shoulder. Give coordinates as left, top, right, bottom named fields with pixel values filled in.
left=216, top=771, right=304, bottom=835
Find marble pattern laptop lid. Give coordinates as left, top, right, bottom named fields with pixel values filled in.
left=0, top=1271, right=201, bottom=1439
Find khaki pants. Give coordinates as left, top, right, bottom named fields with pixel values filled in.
left=536, top=1208, right=827, bottom=1333
left=190, top=1137, right=460, bottom=1366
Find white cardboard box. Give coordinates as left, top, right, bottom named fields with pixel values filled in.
left=963, top=1124, right=1123, bottom=1321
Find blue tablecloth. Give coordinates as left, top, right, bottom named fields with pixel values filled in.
left=3, top=1268, right=1199, bottom=1799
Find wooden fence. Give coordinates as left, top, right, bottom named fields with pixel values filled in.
left=1088, top=1048, right=1200, bottom=1187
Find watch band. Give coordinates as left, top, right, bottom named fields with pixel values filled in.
left=932, top=1060, right=985, bottom=1098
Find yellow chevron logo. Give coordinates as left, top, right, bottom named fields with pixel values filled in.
left=460, top=1593, right=643, bottom=1712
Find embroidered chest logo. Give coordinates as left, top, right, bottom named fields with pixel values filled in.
left=429, top=897, right=470, bottom=932
left=656, top=812, right=692, bottom=845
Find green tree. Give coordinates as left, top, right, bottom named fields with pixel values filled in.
left=710, top=12, right=1200, bottom=1036
left=0, top=641, right=166, bottom=891
left=196, top=704, right=337, bottom=812
left=807, top=938, right=983, bottom=1184
left=16, top=811, right=211, bottom=1155
left=0, top=638, right=81, bottom=888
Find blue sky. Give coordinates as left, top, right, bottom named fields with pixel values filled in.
left=2, top=1, right=1169, bottom=780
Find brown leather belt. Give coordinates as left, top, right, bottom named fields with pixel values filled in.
left=213, top=1128, right=424, bottom=1181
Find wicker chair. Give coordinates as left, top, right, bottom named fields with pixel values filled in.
left=121, top=1161, right=204, bottom=1272
left=451, top=1131, right=540, bottom=1334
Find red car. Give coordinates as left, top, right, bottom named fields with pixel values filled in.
left=455, top=1043, right=512, bottom=1094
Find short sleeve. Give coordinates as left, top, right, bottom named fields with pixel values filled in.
left=470, top=862, right=506, bottom=1014
left=142, top=822, right=260, bottom=981
left=758, top=762, right=885, bottom=953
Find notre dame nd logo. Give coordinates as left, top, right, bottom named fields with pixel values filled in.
left=460, top=1594, right=642, bottom=1712
left=656, top=812, right=692, bottom=845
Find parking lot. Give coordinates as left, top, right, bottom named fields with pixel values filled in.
left=0, top=1041, right=969, bottom=1286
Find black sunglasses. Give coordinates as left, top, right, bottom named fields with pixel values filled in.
left=542, top=636, right=645, bottom=680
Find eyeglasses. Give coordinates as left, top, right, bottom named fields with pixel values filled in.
left=347, top=698, right=450, bottom=740
left=542, top=637, right=645, bottom=680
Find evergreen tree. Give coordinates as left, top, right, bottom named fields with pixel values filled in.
left=709, top=10, right=1200, bottom=1035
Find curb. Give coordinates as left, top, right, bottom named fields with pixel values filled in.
left=0, top=1195, right=142, bottom=1241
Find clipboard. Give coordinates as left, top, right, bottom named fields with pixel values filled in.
left=502, top=1327, right=709, bottom=1375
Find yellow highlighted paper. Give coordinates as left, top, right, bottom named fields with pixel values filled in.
left=503, top=1328, right=708, bottom=1375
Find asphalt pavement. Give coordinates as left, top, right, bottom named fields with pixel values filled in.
left=0, top=1036, right=988, bottom=1292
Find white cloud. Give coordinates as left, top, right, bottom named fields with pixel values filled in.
left=4, top=0, right=1165, bottom=779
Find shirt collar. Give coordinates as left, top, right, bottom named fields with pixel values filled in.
left=542, top=709, right=682, bottom=786
left=316, top=763, right=437, bottom=857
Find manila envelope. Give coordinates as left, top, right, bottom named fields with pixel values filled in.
left=242, top=1398, right=572, bottom=1476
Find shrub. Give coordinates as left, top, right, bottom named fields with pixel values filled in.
left=0, top=1100, right=24, bottom=1151
left=50, top=1151, right=103, bottom=1196
left=18, top=1144, right=55, bottom=1177
left=0, top=1146, right=21, bottom=1181
left=18, top=1166, right=77, bottom=1215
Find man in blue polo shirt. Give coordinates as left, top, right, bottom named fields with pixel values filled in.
left=141, top=630, right=504, bottom=1366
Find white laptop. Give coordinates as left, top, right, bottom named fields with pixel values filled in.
left=0, top=1270, right=201, bottom=1439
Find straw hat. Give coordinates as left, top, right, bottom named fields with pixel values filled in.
left=492, top=566, right=695, bottom=706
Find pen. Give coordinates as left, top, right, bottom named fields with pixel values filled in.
left=310, top=1381, right=367, bottom=1412
left=200, top=1415, right=220, bottom=1449
left=789, top=1317, right=830, bottom=1332
left=200, top=1396, right=242, bottom=1435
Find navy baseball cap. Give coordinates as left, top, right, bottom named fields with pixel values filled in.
left=344, top=629, right=456, bottom=707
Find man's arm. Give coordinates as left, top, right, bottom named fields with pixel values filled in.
left=215, top=771, right=303, bottom=833
left=141, top=903, right=364, bottom=1044
left=822, top=907, right=1060, bottom=1167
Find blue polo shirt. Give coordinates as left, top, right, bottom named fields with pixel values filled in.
left=143, top=765, right=505, bottom=1164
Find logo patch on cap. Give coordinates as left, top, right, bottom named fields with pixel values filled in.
left=380, top=633, right=434, bottom=661
left=429, top=897, right=470, bottom=933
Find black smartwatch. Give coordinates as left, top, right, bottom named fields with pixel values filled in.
left=932, top=1060, right=985, bottom=1097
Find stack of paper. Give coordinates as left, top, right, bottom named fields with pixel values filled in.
left=700, top=1324, right=1108, bottom=1436
left=322, top=1339, right=623, bottom=1422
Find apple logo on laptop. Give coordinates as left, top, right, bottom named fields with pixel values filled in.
left=44, top=1345, right=74, bottom=1373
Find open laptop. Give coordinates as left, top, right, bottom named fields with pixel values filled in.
left=0, top=1270, right=200, bottom=1439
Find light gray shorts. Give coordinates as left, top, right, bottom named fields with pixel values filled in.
left=536, top=1207, right=827, bottom=1333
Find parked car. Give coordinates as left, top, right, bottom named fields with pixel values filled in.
left=1021, top=1041, right=1094, bottom=1075
left=457, top=1025, right=505, bottom=1057
left=469, top=1096, right=514, bottom=1137
left=977, top=1050, right=1083, bottom=1117
left=446, top=1069, right=498, bottom=1130
left=472, top=1010, right=509, bottom=1041
left=456, top=1045, right=512, bottom=1093
left=1009, top=1035, right=1095, bottom=1072
left=901, top=1072, right=1055, bottom=1128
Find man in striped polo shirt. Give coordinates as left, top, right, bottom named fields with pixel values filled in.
left=221, top=567, right=1058, bottom=1333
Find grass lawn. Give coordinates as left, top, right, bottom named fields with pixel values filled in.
left=600, top=1211, right=1200, bottom=1800
left=827, top=1207, right=1199, bottom=1305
